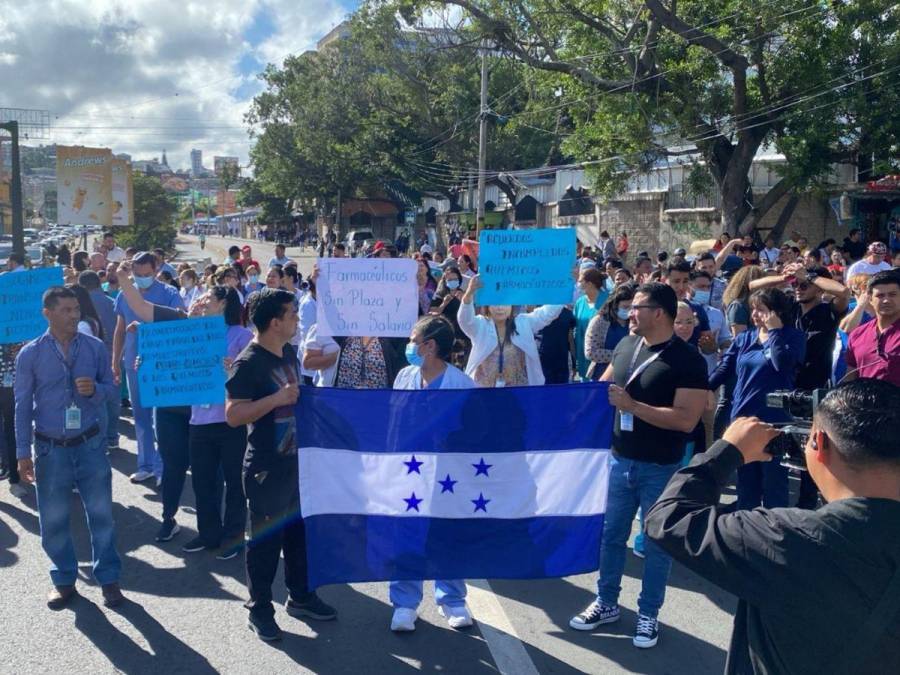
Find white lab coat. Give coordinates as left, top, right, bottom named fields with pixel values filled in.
left=457, top=301, right=564, bottom=386
left=393, top=363, right=475, bottom=390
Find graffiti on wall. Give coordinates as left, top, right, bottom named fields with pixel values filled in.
left=659, top=217, right=719, bottom=254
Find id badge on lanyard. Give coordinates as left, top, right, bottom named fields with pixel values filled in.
left=53, top=339, right=82, bottom=432
left=620, top=338, right=670, bottom=432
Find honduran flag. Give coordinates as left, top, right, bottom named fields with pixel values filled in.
left=296, top=383, right=613, bottom=589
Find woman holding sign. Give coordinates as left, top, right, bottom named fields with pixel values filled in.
left=458, top=275, right=564, bottom=387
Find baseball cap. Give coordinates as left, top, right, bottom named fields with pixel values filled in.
left=674, top=247, right=687, bottom=257
left=241, top=245, right=252, bottom=253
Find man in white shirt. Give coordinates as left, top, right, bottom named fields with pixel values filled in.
left=760, top=235, right=780, bottom=268
left=268, top=244, right=292, bottom=268
left=100, top=232, right=125, bottom=263
left=845, top=242, right=892, bottom=281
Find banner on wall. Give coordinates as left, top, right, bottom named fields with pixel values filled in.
left=110, top=158, right=134, bottom=227
left=56, top=146, right=113, bottom=227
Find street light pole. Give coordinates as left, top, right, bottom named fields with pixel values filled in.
left=0, top=121, right=25, bottom=256
left=475, top=43, right=489, bottom=239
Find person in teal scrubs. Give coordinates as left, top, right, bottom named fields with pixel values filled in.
left=573, top=266, right=609, bottom=380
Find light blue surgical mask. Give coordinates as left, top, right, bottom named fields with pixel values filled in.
left=616, top=307, right=631, bottom=321
left=605, top=277, right=615, bottom=292
left=134, top=274, right=154, bottom=290
left=405, top=341, right=424, bottom=367
left=693, top=289, right=711, bottom=305
left=446, top=279, right=461, bottom=290
left=248, top=275, right=259, bottom=285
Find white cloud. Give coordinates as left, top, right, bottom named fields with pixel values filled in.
left=1, top=0, right=352, bottom=170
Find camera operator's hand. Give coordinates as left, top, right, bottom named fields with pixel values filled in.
left=723, top=417, right=781, bottom=464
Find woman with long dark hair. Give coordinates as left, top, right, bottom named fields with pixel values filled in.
left=584, top=284, right=635, bottom=379
left=185, top=286, right=253, bottom=557
left=709, top=287, right=806, bottom=509
left=68, top=283, right=104, bottom=342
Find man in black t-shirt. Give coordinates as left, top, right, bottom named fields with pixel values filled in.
left=225, top=288, right=337, bottom=641
left=569, top=283, right=707, bottom=649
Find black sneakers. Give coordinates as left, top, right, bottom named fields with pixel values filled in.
left=285, top=593, right=338, bottom=621
left=633, top=614, right=659, bottom=648
left=248, top=614, right=282, bottom=642
left=182, top=537, right=212, bottom=553
left=569, top=601, right=620, bottom=631
left=155, top=520, right=181, bottom=542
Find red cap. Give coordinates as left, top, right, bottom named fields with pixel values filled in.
left=373, top=241, right=385, bottom=252
left=241, top=245, right=252, bottom=253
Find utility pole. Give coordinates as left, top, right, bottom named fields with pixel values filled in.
left=475, top=42, right=489, bottom=239
left=0, top=121, right=24, bottom=256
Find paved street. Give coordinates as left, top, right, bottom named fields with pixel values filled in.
left=0, top=235, right=737, bottom=674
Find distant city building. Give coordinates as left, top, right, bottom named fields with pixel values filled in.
left=214, top=156, right=240, bottom=176
left=115, top=152, right=132, bottom=161
left=317, top=21, right=352, bottom=50
left=161, top=149, right=169, bottom=167
left=191, top=148, right=204, bottom=177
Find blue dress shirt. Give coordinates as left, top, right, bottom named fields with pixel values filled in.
left=709, top=327, right=806, bottom=424
left=114, top=279, right=182, bottom=370
left=14, top=331, right=117, bottom=458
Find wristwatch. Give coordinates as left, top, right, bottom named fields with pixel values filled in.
left=806, top=272, right=818, bottom=283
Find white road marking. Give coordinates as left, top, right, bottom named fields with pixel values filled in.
left=467, top=579, right=541, bottom=675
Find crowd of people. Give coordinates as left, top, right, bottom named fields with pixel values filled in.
left=1, top=224, right=899, bottom=658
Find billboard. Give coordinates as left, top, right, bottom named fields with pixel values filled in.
left=56, top=145, right=113, bottom=226
left=111, top=158, right=134, bottom=227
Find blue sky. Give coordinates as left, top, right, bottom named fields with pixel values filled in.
left=1, top=0, right=362, bottom=168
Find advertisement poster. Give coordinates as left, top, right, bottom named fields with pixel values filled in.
left=56, top=145, right=113, bottom=226
left=111, top=158, right=134, bottom=227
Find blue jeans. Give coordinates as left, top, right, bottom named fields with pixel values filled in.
left=34, top=433, right=121, bottom=586
left=597, top=455, right=679, bottom=618
left=105, top=394, right=122, bottom=447
left=125, top=368, right=161, bottom=477
left=390, top=579, right=467, bottom=610
left=633, top=443, right=693, bottom=555
left=736, top=458, right=788, bottom=510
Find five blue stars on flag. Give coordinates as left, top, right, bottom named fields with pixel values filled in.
left=403, top=455, right=492, bottom=513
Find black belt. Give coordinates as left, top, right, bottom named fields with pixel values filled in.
left=35, top=425, right=100, bottom=448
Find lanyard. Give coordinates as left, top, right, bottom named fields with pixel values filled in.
left=625, top=337, right=673, bottom=387
left=49, top=335, right=80, bottom=403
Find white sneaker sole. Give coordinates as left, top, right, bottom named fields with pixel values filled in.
left=633, top=636, right=658, bottom=649
left=438, top=605, right=473, bottom=629
left=569, top=614, right=620, bottom=631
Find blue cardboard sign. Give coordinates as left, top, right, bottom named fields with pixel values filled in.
left=0, top=267, right=64, bottom=344
left=137, top=316, right=227, bottom=407
left=477, top=228, right=576, bottom=305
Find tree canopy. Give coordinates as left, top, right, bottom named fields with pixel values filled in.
left=399, top=0, right=900, bottom=233
left=247, top=0, right=900, bottom=235
left=117, top=173, right=178, bottom=251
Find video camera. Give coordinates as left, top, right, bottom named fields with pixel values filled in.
left=762, top=389, right=829, bottom=471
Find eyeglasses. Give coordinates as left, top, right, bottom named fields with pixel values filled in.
left=629, top=304, right=660, bottom=312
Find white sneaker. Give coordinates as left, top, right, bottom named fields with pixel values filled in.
left=438, top=604, right=473, bottom=629
left=390, top=607, right=417, bottom=632
left=130, top=470, right=153, bottom=483
left=9, top=483, right=28, bottom=498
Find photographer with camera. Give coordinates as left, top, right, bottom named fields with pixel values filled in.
left=646, top=378, right=900, bottom=675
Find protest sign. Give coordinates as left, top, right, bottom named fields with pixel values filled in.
left=56, top=146, right=113, bottom=227
left=316, top=258, right=418, bottom=337
left=0, top=267, right=63, bottom=344
left=137, top=316, right=226, bottom=407
left=477, top=228, right=576, bottom=305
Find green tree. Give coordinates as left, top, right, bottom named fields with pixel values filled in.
left=247, top=1, right=563, bottom=208
left=116, top=174, right=178, bottom=251
left=402, top=0, right=900, bottom=234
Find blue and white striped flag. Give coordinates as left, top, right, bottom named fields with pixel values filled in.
left=296, top=383, right=613, bottom=588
